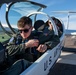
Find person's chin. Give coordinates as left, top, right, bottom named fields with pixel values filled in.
left=23, top=36, right=28, bottom=39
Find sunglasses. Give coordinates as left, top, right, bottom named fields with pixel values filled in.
left=18, top=28, right=31, bottom=33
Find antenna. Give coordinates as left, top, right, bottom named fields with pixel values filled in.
left=67, top=13, right=69, bottom=30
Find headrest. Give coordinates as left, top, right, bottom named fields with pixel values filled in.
left=34, top=20, right=45, bottom=31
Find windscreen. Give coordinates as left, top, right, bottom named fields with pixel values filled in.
left=7, top=2, right=43, bottom=28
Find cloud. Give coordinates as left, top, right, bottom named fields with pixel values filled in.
left=1, top=23, right=17, bottom=28
left=45, top=0, right=66, bottom=7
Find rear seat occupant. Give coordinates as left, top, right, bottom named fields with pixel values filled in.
left=34, top=20, right=60, bottom=49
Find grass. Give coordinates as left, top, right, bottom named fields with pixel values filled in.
left=0, top=33, right=10, bottom=43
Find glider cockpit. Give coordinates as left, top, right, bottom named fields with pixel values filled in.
left=0, top=1, right=65, bottom=75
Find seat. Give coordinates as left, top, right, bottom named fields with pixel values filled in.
left=34, top=20, right=45, bottom=31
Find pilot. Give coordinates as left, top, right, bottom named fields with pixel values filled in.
left=1, top=16, right=47, bottom=75
left=1, top=16, right=60, bottom=75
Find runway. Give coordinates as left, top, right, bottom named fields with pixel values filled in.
left=48, top=51, right=76, bottom=75
left=48, top=35, right=76, bottom=75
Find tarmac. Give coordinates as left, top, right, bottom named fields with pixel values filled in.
left=48, top=35, right=76, bottom=75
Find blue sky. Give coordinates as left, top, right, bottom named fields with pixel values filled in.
left=32, top=0, right=76, bottom=11
left=0, top=0, right=76, bottom=30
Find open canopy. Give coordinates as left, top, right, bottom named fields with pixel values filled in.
left=0, top=1, right=46, bottom=36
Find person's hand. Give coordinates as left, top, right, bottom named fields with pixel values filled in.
left=37, top=44, right=47, bottom=53
left=25, top=39, right=39, bottom=48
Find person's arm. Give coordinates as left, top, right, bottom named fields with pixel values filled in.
left=7, top=37, right=39, bottom=56
left=37, top=34, right=60, bottom=52
left=38, top=29, right=54, bottom=44
left=6, top=37, right=25, bottom=56
left=45, top=35, right=60, bottom=49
